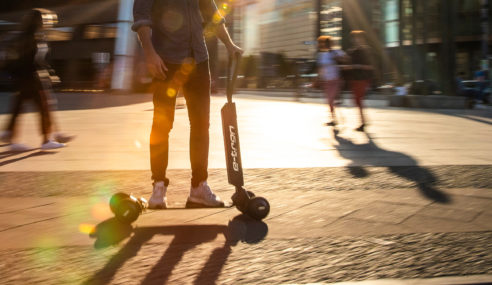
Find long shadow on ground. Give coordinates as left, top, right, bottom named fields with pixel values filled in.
left=0, top=150, right=57, bottom=167
left=333, top=131, right=450, bottom=203
left=85, top=215, right=268, bottom=285
left=0, top=92, right=153, bottom=113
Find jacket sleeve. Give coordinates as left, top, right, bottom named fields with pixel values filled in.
left=132, top=0, right=154, bottom=32
left=199, top=0, right=225, bottom=25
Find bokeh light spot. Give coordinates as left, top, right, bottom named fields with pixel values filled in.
left=162, top=10, right=184, bottom=32
left=213, top=12, right=223, bottom=24
left=91, top=202, right=113, bottom=221
left=79, top=223, right=96, bottom=235
left=167, top=88, right=177, bottom=97
left=181, top=63, right=194, bottom=74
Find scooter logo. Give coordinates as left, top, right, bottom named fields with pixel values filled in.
left=229, top=125, right=239, bottom=171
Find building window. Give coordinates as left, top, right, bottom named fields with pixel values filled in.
left=401, top=0, right=413, bottom=42
left=84, top=24, right=117, bottom=39
left=383, top=0, right=399, bottom=47
left=45, top=27, right=73, bottom=41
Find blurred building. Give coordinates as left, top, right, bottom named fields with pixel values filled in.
left=2, top=0, right=488, bottom=94
left=233, top=0, right=490, bottom=93
left=379, top=0, right=490, bottom=95
left=0, top=0, right=137, bottom=92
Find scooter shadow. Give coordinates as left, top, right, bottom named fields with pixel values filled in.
left=85, top=214, right=268, bottom=285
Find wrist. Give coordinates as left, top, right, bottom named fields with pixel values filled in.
left=143, top=46, right=157, bottom=58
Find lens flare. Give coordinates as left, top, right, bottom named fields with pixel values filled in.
left=181, top=63, right=194, bottom=74
left=91, top=202, right=113, bottom=221
left=79, top=223, right=96, bottom=235
left=213, top=12, right=224, bottom=24
left=30, top=236, right=59, bottom=266
left=167, top=88, right=177, bottom=97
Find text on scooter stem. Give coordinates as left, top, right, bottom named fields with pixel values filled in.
left=229, top=125, right=239, bottom=171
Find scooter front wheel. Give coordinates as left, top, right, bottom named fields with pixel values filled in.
left=247, top=196, right=270, bottom=220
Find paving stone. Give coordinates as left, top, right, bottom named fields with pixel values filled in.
left=345, top=201, right=422, bottom=224
left=402, top=215, right=484, bottom=233
left=416, top=205, right=480, bottom=223
left=472, top=212, right=492, bottom=230
left=442, top=195, right=492, bottom=213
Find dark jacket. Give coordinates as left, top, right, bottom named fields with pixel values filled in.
left=132, top=0, right=225, bottom=64
left=348, top=45, right=374, bottom=81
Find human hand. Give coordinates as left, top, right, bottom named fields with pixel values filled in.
left=227, top=44, right=244, bottom=57
left=145, top=50, right=168, bottom=80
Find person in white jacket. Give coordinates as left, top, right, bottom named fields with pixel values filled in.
left=317, top=36, right=346, bottom=127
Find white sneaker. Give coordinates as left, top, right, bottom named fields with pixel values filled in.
left=10, top=143, right=33, bottom=152
left=188, top=181, right=224, bottom=207
left=41, top=140, right=65, bottom=150
left=0, top=131, right=12, bottom=143
left=148, top=181, right=168, bottom=209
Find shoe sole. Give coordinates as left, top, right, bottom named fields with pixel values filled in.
left=186, top=197, right=224, bottom=208
left=148, top=203, right=167, bottom=209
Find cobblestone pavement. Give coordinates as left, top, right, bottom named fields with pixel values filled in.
left=1, top=165, right=491, bottom=198
left=1, top=231, right=491, bottom=284
left=0, top=166, right=491, bottom=284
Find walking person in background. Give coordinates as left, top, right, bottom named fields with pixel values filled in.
left=0, top=9, right=70, bottom=151
left=317, top=35, right=347, bottom=127
left=347, top=30, right=374, bottom=132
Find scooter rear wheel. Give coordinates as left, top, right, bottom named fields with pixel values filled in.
left=109, top=192, right=130, bottom=214
left=114, top=199, right=141, bottom=224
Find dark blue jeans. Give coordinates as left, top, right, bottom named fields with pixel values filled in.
left=150, top=60, right=210, bottom=187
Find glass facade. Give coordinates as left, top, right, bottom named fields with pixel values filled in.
left=320, top=0, right=343, bottom=49
left=383, top=0, right=399, bottom=46
left=379, top=0, right=490, bottom=91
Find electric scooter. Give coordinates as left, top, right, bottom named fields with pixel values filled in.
left=109, top=53, right=270, bottom=224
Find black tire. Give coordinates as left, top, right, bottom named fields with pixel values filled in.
left=232, top=193, right=247, bottom=213
left=247, top=197, right=270, bottom=220
left=109, top=192, right=130, bottom=214
left=114, top=199, right=141, bottom=224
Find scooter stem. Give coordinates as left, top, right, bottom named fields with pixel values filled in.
left=226, top=52, right=241, bottom=104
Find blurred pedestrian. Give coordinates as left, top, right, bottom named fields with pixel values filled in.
left=456, top=72, right=480, bottom=107
left=133, top=0, right=243, bottom=208
left=0, top=8, right=71, bottom=151
left=347, top=31, right=374, bottom=132
left=316, top=35, right=347, bottom=127
left=474, top=68, right=489, bottom=104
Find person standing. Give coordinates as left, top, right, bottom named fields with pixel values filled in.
left=347, top=30, right=374, bottom=132
left=316, top=35, right=346, bottom=127
left=132, top=0, right=243, bottom=208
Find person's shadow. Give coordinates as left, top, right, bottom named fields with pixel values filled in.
left=333, top=131, right=450, bottom=203
left=84, top=214, right=268, bottom=285
left=0, top=150, right=57, bottom=167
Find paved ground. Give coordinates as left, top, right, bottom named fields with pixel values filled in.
left=0, top=92, right=491, bottom=284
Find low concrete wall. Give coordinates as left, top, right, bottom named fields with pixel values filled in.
left=388, top=95, right=468, bottom=109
